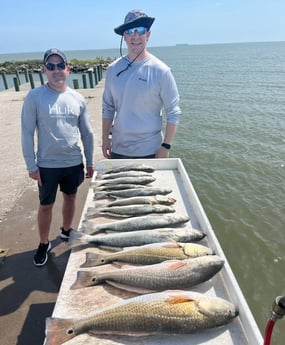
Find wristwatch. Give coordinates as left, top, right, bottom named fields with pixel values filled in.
left=161, top=142, right=171, bottom=150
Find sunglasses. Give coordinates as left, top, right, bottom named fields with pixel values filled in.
left=45, top=62, right=67, bottom=71
left=125, top=27, right=147, bottom=36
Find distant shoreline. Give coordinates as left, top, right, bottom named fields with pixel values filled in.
left=0, top=58, right=113, bottom=74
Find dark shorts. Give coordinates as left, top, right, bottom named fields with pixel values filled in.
left=111, top=152, right=156, bottom=159
left=38, top=164, right=84, bottom=205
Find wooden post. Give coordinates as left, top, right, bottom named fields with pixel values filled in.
left=93, top=67, right=98, bottom=85
left=28, top=73, right=35, bottom=89
left=1, top=72, right=9, bottom=90
left=38, top=71, right=45, bottom=85
left=88, top=70, right=94, bottom=88
left=99, top=65, right=103, bottom=80
left=24, top=68, right=29, bottom=82
left=13, top=77, right=20, bottom=91
left=15, top=70, right=21, bottom=85
left=82, top=74, right=87, bottom=89
left=73, top=79, right=79, bottom=89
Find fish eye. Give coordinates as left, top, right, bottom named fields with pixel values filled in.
left=67, top=328, right=74, bottom=335
left=101, top=259, right=105, bottom=263
left=92, top=277, right=96, bottom=282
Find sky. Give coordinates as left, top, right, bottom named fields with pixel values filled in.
left=1, top=0, right=285, bottom=54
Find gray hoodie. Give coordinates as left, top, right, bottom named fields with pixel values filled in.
left=21, top=84, right=94, bottom=172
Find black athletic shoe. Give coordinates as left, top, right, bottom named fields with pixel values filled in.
left=60, top=227, right=74, bottom=240
left=33, top=242, right=51, bottom=266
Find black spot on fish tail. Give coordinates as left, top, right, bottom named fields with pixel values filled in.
left=45, top=317, right=77, bottom=345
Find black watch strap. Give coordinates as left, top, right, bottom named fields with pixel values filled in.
left=161, top=142, right=171, bottom=150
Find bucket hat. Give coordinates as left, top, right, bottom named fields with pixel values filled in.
left=114, top=9, right=155, bottom=36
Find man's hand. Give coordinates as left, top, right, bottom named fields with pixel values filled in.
left=86, top=166, right=95, bottom=178
left=29, top=170, right=42, bottom=186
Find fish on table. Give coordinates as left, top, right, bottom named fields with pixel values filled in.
left=81, top=214, right=190, bottom=234
left=101, top=163, right=155, bottom=174
left=71, top=255, right=224, bottom=292
left=93, top=187, right=173, bottom=199
left=80, top=242, right=214, bottom=267
left=45, top=290, right=238, bottom=345
left=86, top=204, right=176, bottom=219
left=92, top=175, right=156, bottom=187
left=69, top=227, right=206, bottom=250
left=93, top=183, right=147, bottom=191
left=96, top=170, right=154, bottom=180
left=104, top=195, right=177, bottom=207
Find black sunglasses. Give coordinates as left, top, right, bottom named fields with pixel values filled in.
left=45, top=62, right=66, bottom=71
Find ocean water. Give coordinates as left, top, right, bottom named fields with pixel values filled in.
left=1, top=42, right=285, bottom=342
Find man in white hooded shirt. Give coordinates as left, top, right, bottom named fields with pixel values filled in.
left=102, top=9, right=181, bottom=159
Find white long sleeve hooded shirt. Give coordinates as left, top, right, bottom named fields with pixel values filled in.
left=102, top=53, right=181, bottom=157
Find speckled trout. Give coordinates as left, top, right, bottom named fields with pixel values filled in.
left=82, top=214, right=190, bottom=234
left=102, top=163, right=155, bottom=174
left=93, top=183, right=146, bottom=191
left=92, top=175, right=156, bottom=188
left=69, top=227, right=206, bottom=250
left=71, top=255, right=224, bottom=292
left=86, top=204, right=176, bottom=218
left=96, top=170, right=154, bottom=180
left=93, top=187, right=172, bottom=199
left=80, top=242, right=214, bottom=267
left=105, top=195, right=176, bottom=206
left=45, top=290, right=238, bottom=345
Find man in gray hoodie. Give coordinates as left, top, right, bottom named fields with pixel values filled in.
left=21, top=48, right=94, bottom=266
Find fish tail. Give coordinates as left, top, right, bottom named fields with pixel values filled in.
left=68, top=231, right=90, bottom=247
left=93, top=191, right=107, bottom=199
left=45, top=317, right=76, bottom=345
left=70, top=270, right=96, bottom=289
left=85, top=208, right=100, bottom=219
left=81, top=222, right=99, bottom=235
left=80, top=252, right=101, bottom=267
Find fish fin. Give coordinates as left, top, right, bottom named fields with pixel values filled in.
left=70, top=270, right=96, bottom=290
left=167, top=260, right=187, bottom=270
left=106, top=280, right=154, bottom=294
left=166, top=296, right=195, bottom=304
left=88, top=329, right=153, bottom=336
left=111, top=261, right=124, bottom=269
left=98, top=245, right=124, bottom=251
left=45, top=317, right=77, bottom=345
left=98, top=212, right=130, bottom=218
left=160, top=242, right=182, bottom=249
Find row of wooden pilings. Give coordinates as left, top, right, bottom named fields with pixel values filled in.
left=1, top=64, right=104, bottom=91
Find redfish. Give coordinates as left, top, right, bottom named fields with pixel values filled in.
left=80, top=242, right=213, bottom=267
left=71, top=255, right=224, bottom=292
left=45, top=290, right=238, bottom=345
